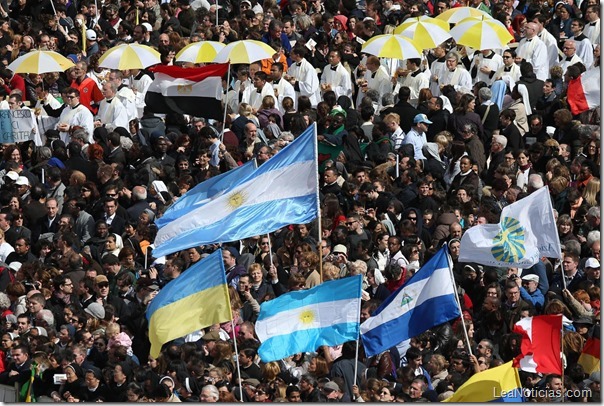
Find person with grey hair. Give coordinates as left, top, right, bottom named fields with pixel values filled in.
left=96, top=81, right=129, bottom=131
left=439, top=51, right=472, bottom=93
left=126, top=185, right=150, bottom=222
left=484, top=134, right=507, bottom=182
left=527, top=173, right=544, bottom=192
left=200, top=384, right=219, bottom=402
left=35, top=308, right=55, bottom=329
left=381, top=93, right=396, bottom=110
left=460, top=122, right=486, bottom=174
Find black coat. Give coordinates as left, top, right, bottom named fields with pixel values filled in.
left=381, top=101, right=420, bottom=133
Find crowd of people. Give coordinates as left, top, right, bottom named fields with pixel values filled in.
left=0, top=0, right=598, bottom=401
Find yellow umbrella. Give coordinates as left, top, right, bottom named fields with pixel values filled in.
left=213, top=40, right=276, bottom=64
left=361, top=34, right=422, bottom=60
left=7, top=50, right=74, bottom=74
left=450, top=16, right=513, bottom=50
left=98, top=43, right=161, bottom=70
left=394, top=16, right=452, bottom=49
left=436, top=6, right=492, bottom=24
left=175, top=41, right=226, bottom=64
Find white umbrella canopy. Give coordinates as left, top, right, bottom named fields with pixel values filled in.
left=175, top=41, right=226, bottom=64
left=450, top=16, right=514, bottom=50
left=213, top=40, right=276, bottom=64
left=98, top=43, right=161, bottom=70
left=361, top=34, right=423, bottom=59
left=7, top=50, right=75, bottom=74
left=394, top=16, right=452, bottom=50
left=436, top=6, right=493, bottom=24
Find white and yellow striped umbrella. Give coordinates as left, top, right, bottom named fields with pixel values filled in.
left=394, top=16, right=452, bottom=49
left=450, top=16, right=514, bottom=50
left=436, top=6, right=492, bottom=24
left=175, top=41, right=226, bottom=64
left=361, top=34, right=422, bottom=60
left=7, top=50, right=74, bottom=74
left=98, top=43, right=161, bottom=70
left=213, top=40, right=276, bottom=64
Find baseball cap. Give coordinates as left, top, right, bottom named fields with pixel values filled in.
left=15, top=176, right=29, bottom=186
left=86, top=29, right=97, bottom=41
left=414, top=113, right=433, bottom=125
left=4, top=171, right=18, bottom=181
left=585, top=257, right=600, bottom=269
left=521, top=274, right=539, bottom=283
left=95, top=275, right=109, bottom=285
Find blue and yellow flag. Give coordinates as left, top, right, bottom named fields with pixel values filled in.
left=444, top=361, right=524, bottom=402
left=146, top=249, right=232, bottom=357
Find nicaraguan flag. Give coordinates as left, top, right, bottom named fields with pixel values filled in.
left=146, top=249, right=231, bottom=357
left=256, top=275, right=362, bottom=362
left=155, top=159, right=257, bottom=229
left=360, top=245, right=460, bottom=357
left=459, top=186, right=561, bottom=268
left=145, top=63, right=228, bottom=119
left=152, top=124, right=319, bottom=257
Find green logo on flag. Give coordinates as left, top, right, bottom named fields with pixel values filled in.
left=491, top=217, right=526, bottom=262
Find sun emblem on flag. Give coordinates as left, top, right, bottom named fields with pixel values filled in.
left=298, top=309, right=316, bottom=325
left=226, top=191, right=246, bottom=210
left=491, top=217, right=526, bottom=262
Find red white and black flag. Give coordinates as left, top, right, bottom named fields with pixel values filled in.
left=145, top=63, right=228, bottom=119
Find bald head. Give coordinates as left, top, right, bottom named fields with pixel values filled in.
left=525, top=22, right=539, bottom=38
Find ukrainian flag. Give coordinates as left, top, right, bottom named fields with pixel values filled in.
left=445, top=362, right=524, bottom=402
left=146, top=249, right=231, bottom=357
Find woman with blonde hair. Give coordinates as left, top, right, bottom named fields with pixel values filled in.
left=582, top=177, right=600, bottom=207
left=426, top=354, right=449, bottom=387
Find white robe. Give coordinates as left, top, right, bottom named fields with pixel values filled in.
left=272, top=77, right=296, bottom=112
left=401, top=69, right=429, bottom=107
left=133, top=73, right=153, bottom=117
left=356, top=65, right=392, bottom=109
left=232, top=78, right=253, bottom=112
left=571, top=34, right=594, bottom=69
left=558, top=53, right=583, bottom=74
left=116, top=86, right=138, bottom=122
left=248, top=82, right=277, bottom=111
left=57, top=104, right=94, bottom=143
left=470, top=53, right=504, bottom=86
left=583, top=19, right=600, bottom=45
left=286, top=58, right=321, bottom=107
left=538, top=28, right=563, bottom=68
left=429, top=59, right=447, bottom=96
left=97, top=97, right=130, bottom=132
left=320, top=62, right=353, bottom=101
left=516, top=36, right=549, bottom=81
left=440, top=67, right=472, bottom=94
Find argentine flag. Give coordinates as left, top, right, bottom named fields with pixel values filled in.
left=360, top=245, right=460, bottom=357
left=256, top=275, right=362, bottom=362
left=152, top=124, right=319, bottom=258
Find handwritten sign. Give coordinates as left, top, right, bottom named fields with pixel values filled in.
left=0, top=109, right=38, bottom=144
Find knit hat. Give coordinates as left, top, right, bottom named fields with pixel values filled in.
left=84, top=302, right=105, bottom=319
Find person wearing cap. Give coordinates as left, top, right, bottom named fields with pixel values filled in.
left=321, top=379, right=349, bottom=402
left=580, top=257, right=600, bottom=285
left=583, top=371, right=600, bottom=401
left=518, top=273, right=545, bottom=311
left=85, top=29, right=99, bottom=59
left=402, top=114, right=430, bottom=160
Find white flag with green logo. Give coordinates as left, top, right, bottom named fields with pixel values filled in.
left=459, top=187, right=561, bottom=267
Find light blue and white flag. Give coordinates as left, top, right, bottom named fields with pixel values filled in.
left=360, top=246, right=460, bottom=357
left=459, top=186, right=561, bottom=268
left=256, top=275, right=362, bottom=362
left=155, top=160, right=257, bottom=229
left=152, top=124, right=319, bottom=257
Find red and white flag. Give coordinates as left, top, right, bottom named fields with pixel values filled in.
left=145, top=63, right=228, bottom=119
left=512, top=315, right=563, bottom=374
left=567, top=68, right=600, bottom=116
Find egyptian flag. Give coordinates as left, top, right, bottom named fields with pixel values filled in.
left=145, top=63, right=228, bottom=119
left=567, top=67, right=600, bottom=116
left=579, top=327, right=600, bottom=374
